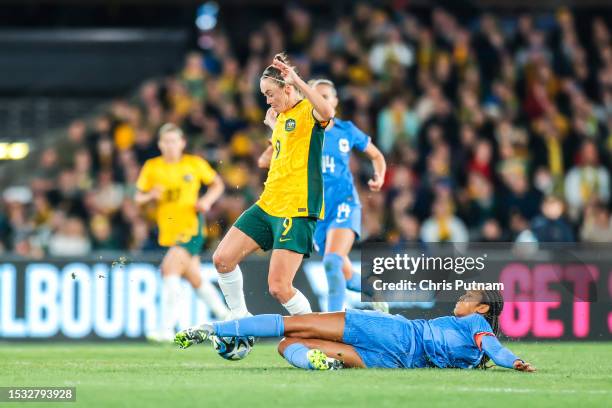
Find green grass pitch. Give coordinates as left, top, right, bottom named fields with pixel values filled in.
left=1, top=342, right=611, bottom=408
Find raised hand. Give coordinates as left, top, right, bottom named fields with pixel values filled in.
left=271, top=57, right=299, bottom=85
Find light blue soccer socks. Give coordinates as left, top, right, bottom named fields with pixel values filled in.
left=283, top=343, right=314, bottom=369
left=324, top=253, right=345, bottom=311
left=283, top=343, right=345, bottom=370
left=348, top=270, right=376, bottom=297
left=346, top=271, right=361, bottom=292
left=212, top=314, right=284, bottom=337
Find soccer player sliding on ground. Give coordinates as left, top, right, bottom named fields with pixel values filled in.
left=260, top=79, right=388, bottom=312
left=175, top=289, right=535, bottom=372
left=135, top=124, right=229, bottom=341
left=211, top=53, right=334, bottom=318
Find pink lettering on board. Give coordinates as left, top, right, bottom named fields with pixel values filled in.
left=532, top=264, right=563, bottom=338
left=565, top=264, right=599, bottom=338
left=499, top=263, right=531, bottom=337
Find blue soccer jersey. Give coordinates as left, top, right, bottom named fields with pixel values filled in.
left=321, top=119, right=370, bottom=207
left=314, top=119, right=371, bottom=254
left=342, top=311, right=495, bottom=369
left=422, top=314, right=494, bottom=369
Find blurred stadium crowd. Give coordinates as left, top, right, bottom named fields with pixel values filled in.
left=1, top=4, right=612, bottom=258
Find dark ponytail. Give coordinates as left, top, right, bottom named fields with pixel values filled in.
left=477, top=289, right=504, bottom=369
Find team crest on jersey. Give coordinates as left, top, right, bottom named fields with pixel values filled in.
left=183, top=174, right=193, bottom=182
left=339, top=138, right=350, bottom=153
left=285, top=118, right=296, bottom=132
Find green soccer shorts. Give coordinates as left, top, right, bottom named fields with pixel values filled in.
left=177, top=213, right=206, bottom=256
left=233, top=204, right=317, bottom=257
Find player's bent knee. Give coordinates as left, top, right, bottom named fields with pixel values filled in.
left=268, top=282, right=293, bottom=302
left=278, top=337, right=314, bottom=356
left=212, top=249, right=235, bottom=273
left=277, top=337, right=296, bottom=355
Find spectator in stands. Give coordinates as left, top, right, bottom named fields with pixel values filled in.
left=530, top=195, right=575, bottom=242
left=499, top=166, right=542, bottom=222
left=1, top=187, right=33, bottom=253
left=31, top=147, right=61, bottom=193
left=580, top=201, right=612, bottom=242
left=421, top=197, right=469, bottom=242
left=128, top=219, right=157, bottom=251
left=394, top=214, right=421, bottom=249
left=468, top=140, right=494, bottom=182
left=479, top=219, right=505, bottom=242
left=90, top=214, right=120, bottom=251
left=369, top=26, right=414, bottom=76
left=377, top=95, right=420, bottom=154
left=48, top=216, right=91, bottom=257
left=180, top=52, right=206, bottom=102
left=73, top=148, right=94, bottom=191
left=460, top=172, right=499, bottom=232
left=57, top=120, right=87, bottom=168
left=91, top=170, right=124, bottom=216
left=3, top=4, right=612, bottom=257
left=564, top=140, right=610, bottom=219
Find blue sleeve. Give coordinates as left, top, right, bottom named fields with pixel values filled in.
left=481, top=336, right=520, bottom=369
left=348, top=122, right=371, bottom=152
left=461, top=314, right=494, bottom=339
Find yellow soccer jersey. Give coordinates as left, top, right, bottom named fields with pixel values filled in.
left=257, top=99, right=326, bottom=218
left=136, top=154, right=217, bottom=246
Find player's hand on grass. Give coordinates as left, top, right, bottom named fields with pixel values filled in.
left=368, top=173, right=384, bottom=192
left=513, top=359, right=536, bottom=372
left=272, top=57, right=299, bottom=85
left=264, top=108, right=278, bottom=129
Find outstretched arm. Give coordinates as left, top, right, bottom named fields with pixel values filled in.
left=481, top=335, right=536, bottom=372
left=363, top=142, right=386, bottom=192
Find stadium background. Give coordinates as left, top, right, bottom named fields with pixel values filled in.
left=1, top=0, right=612, bottom=342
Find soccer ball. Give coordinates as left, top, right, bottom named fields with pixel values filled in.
left=211, top=335, right=255, bottom=361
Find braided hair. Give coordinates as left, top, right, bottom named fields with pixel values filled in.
left=476, top=289, right=504, bottom=369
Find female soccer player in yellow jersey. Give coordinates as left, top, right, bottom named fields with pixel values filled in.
left=135, top=123, right=229, bottom=341
left=212, top=53, right=335, bottom=318
left=261, top=79, right=388, bottom=313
